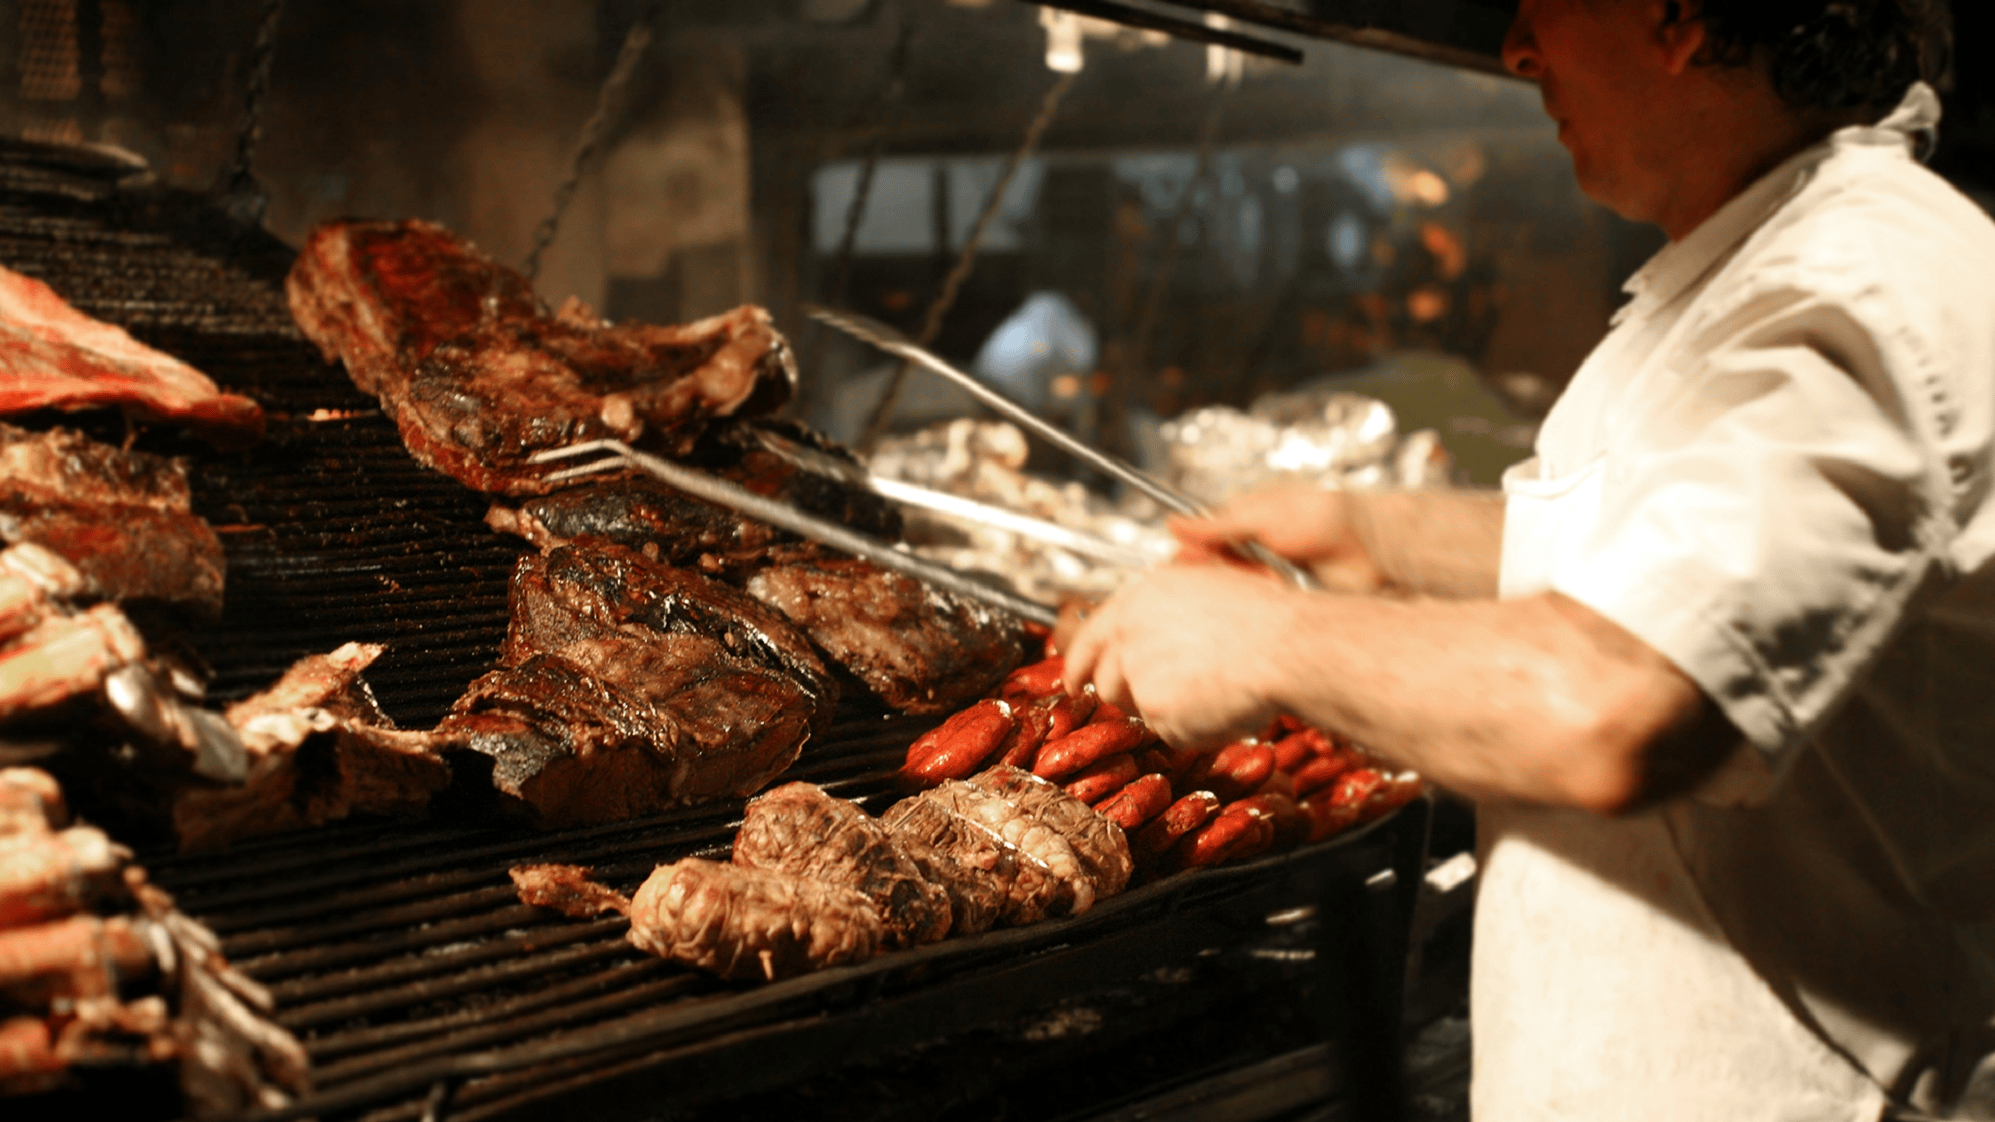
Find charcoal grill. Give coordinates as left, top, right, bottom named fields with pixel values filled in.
left=0, top=138, right=1430, bottom=1122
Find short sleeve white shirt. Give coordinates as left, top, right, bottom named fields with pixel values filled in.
left=1480, top=85, right=1995, bottom=1122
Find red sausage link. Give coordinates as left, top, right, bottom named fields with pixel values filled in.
left=1095, top=773, right=1173, bottom=831
left=1089, top=698, right=1130, bottom=725
left=1178, top=807, right=1276, bottom=868
left=999, top=656, right=1068, bottom=704
left=1270, top=732, right=1313, bottom=773
left=1131, top=790, right=1221, bottom=864
left=898, top=700, right=1015, bottom=788
left=1063, top=753, right=1140, bottom=805
left=1188, top=740, right=1276, bottom=803
left=1040, top=688, right=1097, bottom=744
left=1134, top=747, right=1175, bottom=778
left=1033, top=718, right=1148, bottom=780
left=1299, top=792, right=1363, bottom=843
left=1230, top=793, right=1309, bottom=851
left=993, top=701, right=1056, bottom=769
left=1253, top=768, right=1296, bottom=801
left=1290, top=753, right=1353, bottom=799
left=1357, top=772, right=1425, bottom=823
left=1329, top=767, right=1386, bottom=807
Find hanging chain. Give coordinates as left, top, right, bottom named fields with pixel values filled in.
left=859, top=68, right=1077, bottom=451
left=797, top=16, right=915, bottom=389
left=214, top=0, right=285, bottom=229
left=522, top=4, right=658, bottom=284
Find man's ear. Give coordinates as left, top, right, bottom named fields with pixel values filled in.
left=1656, top=0, right=1707, bottom=75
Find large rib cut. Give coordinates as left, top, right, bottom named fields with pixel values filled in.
left=286, top=219, right=796, bottom=495
left=0, top=265, right=263, bottom=445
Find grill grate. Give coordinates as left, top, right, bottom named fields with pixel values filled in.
left=0, top=140, right=1425, bottom=1122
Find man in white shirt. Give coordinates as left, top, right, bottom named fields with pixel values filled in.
left=1061, top=1, right=1995, bottom=1118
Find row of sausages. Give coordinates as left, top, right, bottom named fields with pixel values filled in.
left=897, top=654, right=1422, bottom=875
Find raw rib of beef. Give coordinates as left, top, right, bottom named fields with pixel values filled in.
left=286, top=219, right=796, bottom=495
left=744, top=555, right=1025, bottom=714
left=732, top=782, right=951, bottom=947
left=437, top=544, right=830, bottom=826
left=0, top=423, right=224, bottom=616
left=0, top=265, right=264, bottom=445
left=626, top=857, right=884, bottom=981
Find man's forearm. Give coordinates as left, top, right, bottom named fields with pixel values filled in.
left=1347, top=490, right=1505, bottom=599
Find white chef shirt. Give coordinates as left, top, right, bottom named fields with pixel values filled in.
left=1479, top=84, right=1995, bottom=1122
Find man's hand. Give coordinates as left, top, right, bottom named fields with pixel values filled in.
left=1171, top=488, right=1386, bottom=594
left=1061, top=562, right=1293, bottom=750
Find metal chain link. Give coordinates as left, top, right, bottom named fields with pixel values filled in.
left=796, top=16, right=915, bottom=391
left=859, top=68, right=1077, bottom=450
left=214, top=0, right=285, bottom=229
left=522, top=5, right=658, bottom=284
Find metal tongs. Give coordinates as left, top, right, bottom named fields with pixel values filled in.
left=806, top=304, right=1325, bottom=592
left=530, top=439, right=1060, bottom=628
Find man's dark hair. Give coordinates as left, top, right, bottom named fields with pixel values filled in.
left=1691, top=0, right=1953, bottom=110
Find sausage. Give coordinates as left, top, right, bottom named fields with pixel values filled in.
left=1063, top=753, right=1140, bottom=805
left=1270, top=732, right=1314, bottom=773
left=992, top=701, right=1056, bottom=769
left=1289, top=752, right=1353, bottom=799
left=1252, top=768, right=1295, bottom=801
left=898, top=699, right=1015, bottom=788
left=1134, top=747, right=1175, bottom=778
left=1356, top=771, right=1424, bottom=823
left=1299, top=792, right=1363, bottom=843
left=999, top=656, right=1067, bottom=704
left=1186, top=740, right=1275, bottom=803
left=1130, top=790, right=1221, bottom=864
left=1040, top=689, right=1097, bottom=744
left=1089, top=698, right=1131, bottom=726
left=1229, top=793, right=1309, bottom=851
left=1095, top=773, right=1173, bottom=831
left=1176, top=806, right=1276, bottom=868
left=1328, top=767, right=1385, bottom=807
left=1033, top=719, right=1148, bottom=780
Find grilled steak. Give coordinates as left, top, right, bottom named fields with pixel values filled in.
left=970, top=765, right=1134, bottom=898
left=745, top=556, right=1026, bottom=715
left=440, top=633, right=819, bottom=827
left=922, top=778, right=1095, bottom=916
left=626, top=857, right=884, bottom=981
left=286, top=218, right=796, bottom=495
left=501, top=542, right=835, bottom=730
left=0, top=424, right=224, bottom=616
left=0, top=265, right=263, bottom=445
left=732, top=782, right=951, bottom=947
left=484, top=421, right=900, bottom=580
left=881, top=792, right=1069, bottom=925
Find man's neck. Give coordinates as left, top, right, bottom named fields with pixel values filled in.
left=1650, top=89, right=1874, bottom=242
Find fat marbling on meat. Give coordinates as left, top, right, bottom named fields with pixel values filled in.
left=285, top=218, right=795, bottom=495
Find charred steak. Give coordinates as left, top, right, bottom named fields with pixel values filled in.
left=285, top=219, right=796, bottom=494
left=733, top=782, right=951, bottom=947
left=745, top=556, right=1025, bottom=715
